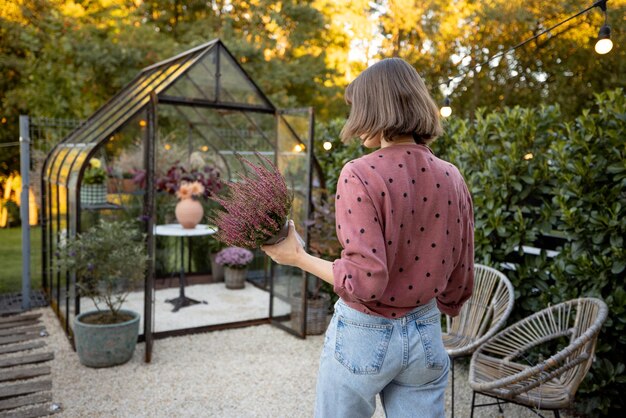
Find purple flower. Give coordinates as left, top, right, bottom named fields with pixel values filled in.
left=215, top=247, right=254, bottom=269
left=156, top=162, right=222, bottom=198
left=87, top=262, right=95, bottom=272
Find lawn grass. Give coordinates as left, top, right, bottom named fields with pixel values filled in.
left=0, top=226, right=42, bottom=293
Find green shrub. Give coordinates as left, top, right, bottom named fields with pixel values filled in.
left=433, top=105, right=562, bottom=318
left=428, top=89, right=626, bottom=417
left=548, top=89, right=626, bottom=416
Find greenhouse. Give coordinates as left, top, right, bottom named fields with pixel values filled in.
left=41, top=39, right=317, bottom=361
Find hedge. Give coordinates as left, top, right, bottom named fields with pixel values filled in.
left=315, top=88, right=625, bottom=416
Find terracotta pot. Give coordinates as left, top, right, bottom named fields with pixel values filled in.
left=122, top=179, right=136, bottom=193
left=175, top=198, right=204, bottom=229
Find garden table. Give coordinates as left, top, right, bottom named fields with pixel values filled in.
left=154, top=224, right=218, bottom=312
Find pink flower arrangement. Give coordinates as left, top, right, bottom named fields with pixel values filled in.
left=176, top=181, right=205, bottom=200
left=215, top=247, right=254, bottom=269
left=208, top=153, right=292, bottom=249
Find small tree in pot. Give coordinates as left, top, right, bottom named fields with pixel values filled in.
left=57, top=219, right=148, bottom=368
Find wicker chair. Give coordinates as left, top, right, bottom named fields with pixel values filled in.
left=442, top=264, right=515, bottom=418
left=469, top=298, right=608, bottom=418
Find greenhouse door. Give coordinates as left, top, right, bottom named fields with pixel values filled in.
left=269, top=108, right=314, bottom=338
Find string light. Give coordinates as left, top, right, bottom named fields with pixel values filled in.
left=595, top=1, right=612, bottom=54
left=323, top=141, right=332, bottom=151
left=524, top=153, right=534, bottom=160
left=200, top=145, right=209, bottom=152
left=596, top=25, right=613, bottom=54
left=440, top=96, right=452, bottom=118
left=139, top=119, right=147, bottom=128
left=439, top=0, right=614, bottom=114
left=164, top=143, right=171, bottom=150
left=293, top=144, right=304, bottom=153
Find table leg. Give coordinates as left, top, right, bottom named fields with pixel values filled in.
left=165, top=236, right=206, bottom=312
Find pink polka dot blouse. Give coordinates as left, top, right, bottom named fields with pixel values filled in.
left=332, top=143, right=474, bottom=318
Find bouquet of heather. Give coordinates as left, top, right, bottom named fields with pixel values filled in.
left=208, top=153, right=294, bottom=249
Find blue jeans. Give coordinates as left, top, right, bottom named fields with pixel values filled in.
left=314, top=299, right=449, bottom=418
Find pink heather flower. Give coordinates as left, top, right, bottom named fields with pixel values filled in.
left=207, top=153, right=292, bottom=249
left=215, top=247, right=254, bottom=269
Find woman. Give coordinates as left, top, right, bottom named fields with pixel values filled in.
left=262, top=58, right=474, bottom=418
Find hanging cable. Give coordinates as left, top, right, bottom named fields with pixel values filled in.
left=438, top=0, right=613, bottom=114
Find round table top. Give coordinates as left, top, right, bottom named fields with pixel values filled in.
left=154, top=224, right=218, bottom=237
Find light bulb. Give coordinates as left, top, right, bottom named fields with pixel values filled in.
left=293, top=144, right=303, bottom=153
left=595, top=25, right=613, bottom=55
left=323, top=141, right=332, bottom=151
left=595, top=38, right=613, bottom=54
left=440, top=96, right=452, bottom=118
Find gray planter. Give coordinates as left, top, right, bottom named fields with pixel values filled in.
left=291, top=292, right=331, bottom=335
left=224, top=267, right=247, bottom=289
left=73, top=309, right=140, bottom=368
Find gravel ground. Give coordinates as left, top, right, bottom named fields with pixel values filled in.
left=37, top=308, right=552, bottom=418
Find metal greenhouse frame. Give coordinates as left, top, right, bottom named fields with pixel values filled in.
left=41, top=39, right=317, bottom=362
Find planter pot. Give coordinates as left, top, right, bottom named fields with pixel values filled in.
left=291, top=292, right=331, bottom=335
left=209, top=252, right=224, bottom=281
left=264, top=220, right=306, bottom=247
left=175, top=198, right=204, bottom=229
left=73, top=309, right=140, bottom=368
left=224, top=266, right=247, bottom=289
left=122, top=178, right=137, bottom=193
left=81, top=184, right=107, bottom=206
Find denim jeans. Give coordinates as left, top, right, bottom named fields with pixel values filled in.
left=314, top=299, right=449, bottom=418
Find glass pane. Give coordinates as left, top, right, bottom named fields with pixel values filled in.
left=270, top=110, right=312, bottom=335
left=219, top=48, right=271, bottom=108
left=162, top=47, right=217, bottom=101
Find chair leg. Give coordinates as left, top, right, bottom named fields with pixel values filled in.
left=450, top=356, right=455, bottom=418
left=470, top=391, right=476, bottom=418
left=553, top=411, right=560, bottom=418
left=496, top=396, right=503, bottom=413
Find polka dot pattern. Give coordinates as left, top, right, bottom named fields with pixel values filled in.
left=331, top=144, right=475, bottom=320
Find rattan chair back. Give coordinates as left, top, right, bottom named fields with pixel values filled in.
left=469, top=297, right=608, bottom=409
left=443, top=264, right=515, bottom=358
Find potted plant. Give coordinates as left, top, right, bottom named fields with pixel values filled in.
left=215, top=247, right=254, bottom=289
left=56, top=219, right=148, bottom=368
left=175, top=181, right=205, bottom=229
left=81, top=158, right=108, bottom=206
left=208, top=153, right=300, bottom=249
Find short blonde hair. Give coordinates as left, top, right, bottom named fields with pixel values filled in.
left=340, top=58, right=442, bottom=144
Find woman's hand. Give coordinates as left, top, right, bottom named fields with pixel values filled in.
left=261, top=220, right=305, bottom=267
